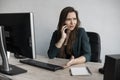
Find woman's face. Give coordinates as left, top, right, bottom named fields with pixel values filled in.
left=65, top=12, right=77, bottom=31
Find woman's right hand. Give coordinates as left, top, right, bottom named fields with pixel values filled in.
left=55, top=25, right=68, bottom=48
left=61, top=25, right=67, bottom=39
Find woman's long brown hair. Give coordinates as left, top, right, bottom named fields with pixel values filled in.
left=57, top=6, right=81, bottom=58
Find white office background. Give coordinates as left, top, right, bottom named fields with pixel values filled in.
left=0, top=0, right=120, bottom=63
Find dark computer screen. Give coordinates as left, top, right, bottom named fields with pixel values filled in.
left=0, top=12, right=36, bottom=59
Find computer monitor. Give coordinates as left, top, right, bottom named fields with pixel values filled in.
left=0, top=12, right=36, bottom=59
left=0, top=12, right=36, bottom=75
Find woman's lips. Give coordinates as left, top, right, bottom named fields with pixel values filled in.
left=69, top=26, right=75, bottom=30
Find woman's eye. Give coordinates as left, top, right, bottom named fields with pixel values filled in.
left=73, top=18, right=77, bottom=20
left=66, top=18, right=71, bottom=21
left=66, top=18, right=77, bottom=21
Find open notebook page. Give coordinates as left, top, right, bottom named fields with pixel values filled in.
left=70, top=67, right=91, bottom=76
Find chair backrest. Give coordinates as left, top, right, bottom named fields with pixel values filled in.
left=87, top=32, right=101, bottom=62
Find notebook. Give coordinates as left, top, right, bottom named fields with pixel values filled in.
left=70, top=66, right=92, bottom=76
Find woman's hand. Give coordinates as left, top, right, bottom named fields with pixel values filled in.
left=55, top=25, right=68, bottom=48
left=63, top=56, right=75, bottom=68
left=61, top=25, right=67, bottom=39
left=62, top=56, right=86, bottom=68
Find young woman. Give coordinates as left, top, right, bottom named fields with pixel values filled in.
left=48, top=6, right=91, bottom=68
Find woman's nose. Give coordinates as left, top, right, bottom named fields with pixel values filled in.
left=71, top=20, right=74, bottom=24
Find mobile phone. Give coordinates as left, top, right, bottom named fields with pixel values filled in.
left=64, top=25, right=68, bottom=33
left=65, top=28, right=68, bottom=33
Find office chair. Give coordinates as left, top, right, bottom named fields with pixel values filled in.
left=87, top=32, right=101, bottom=62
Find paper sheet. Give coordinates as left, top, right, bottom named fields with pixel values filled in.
left=70, top=67, right=91, bottom=76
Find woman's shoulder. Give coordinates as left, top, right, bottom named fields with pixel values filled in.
left=78, top=27, right=86, bottom=33
left=52, top=30, right=59, bottom=37
left=53, top=30, right=58, bottom=34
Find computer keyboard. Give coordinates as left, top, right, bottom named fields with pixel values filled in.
left=20, top=59, right=63, bottom=71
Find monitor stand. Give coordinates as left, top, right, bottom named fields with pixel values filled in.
left=0, top=26, right=27, bottom=75
left=0, top=64, right=27, bottom=75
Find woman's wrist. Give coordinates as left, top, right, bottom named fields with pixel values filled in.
left=55, top=38, right=65, bottom=48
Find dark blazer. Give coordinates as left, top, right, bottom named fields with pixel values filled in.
left=47, top=27, right=91, bottom=61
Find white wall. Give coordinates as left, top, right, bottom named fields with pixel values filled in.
left=0, top=0, right=120, bottom=62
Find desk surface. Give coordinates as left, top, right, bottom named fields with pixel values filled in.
left=5, top=55, right=103, bottom=80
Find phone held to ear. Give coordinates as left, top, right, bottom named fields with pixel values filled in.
left=65, top=29, right=68, bottom=33
left=63, top=24, right=67, bottom=33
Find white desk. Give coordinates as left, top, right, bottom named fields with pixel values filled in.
left=5, top=55, right=103, bottom=80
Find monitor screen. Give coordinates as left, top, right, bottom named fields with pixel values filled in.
left=0, top=12, right=36, bottom=59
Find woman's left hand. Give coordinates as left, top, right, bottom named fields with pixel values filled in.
left=63, top=56, right=75, bottom=68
